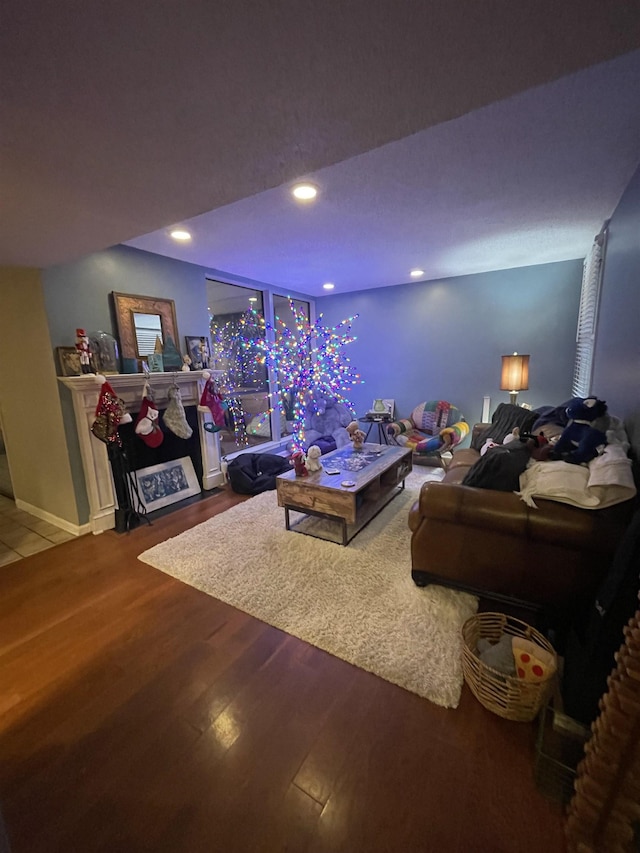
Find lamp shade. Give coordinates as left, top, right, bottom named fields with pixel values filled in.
left=500, top=353, right=529, bottom=392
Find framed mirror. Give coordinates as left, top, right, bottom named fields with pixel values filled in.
left=112, top=292, right=179, bottom=361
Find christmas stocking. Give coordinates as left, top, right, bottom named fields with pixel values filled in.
left=134, top=384, right=164, bottom=448
left=163, top=385, right=193, bottom=440
left=197, top=372, right=226, bottom=429
left=91, top=378, right=127, bottom=445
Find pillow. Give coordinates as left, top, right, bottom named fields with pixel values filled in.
left=477, top=635, right=516, bottom=676
left=512, top=637, right=557, bottom=683
left=471, top=403, right=538, bottom=451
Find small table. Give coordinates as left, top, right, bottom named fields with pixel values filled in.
left=358, top=413, right=393, bottom=444
left=276, top=444, right=412, bottom=545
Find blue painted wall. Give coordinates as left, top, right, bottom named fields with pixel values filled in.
left=317, top=260, right=583, bottom=430
left=41, top=244, right=314, bottom=522
left=592, top=162, right=640, bottom=456
left=42, top=245, right=583, bottom=453
left=42, top=244, right=211, bottom=349
left=41, top=245, right=213, bottom=524
left=592, top=162, right=640, bottom=414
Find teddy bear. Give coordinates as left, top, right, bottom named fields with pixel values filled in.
left=305, top=444, right=322, bottom=472
left=549, top=396, right=608, bottom=465
left=303, top=388, right=353, bottom=453
left=346, top=420, right=366, bottom=450
left=291, top=449, right=308, bottom=477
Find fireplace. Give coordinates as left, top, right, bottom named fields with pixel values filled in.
left=59, top=371, right=225, bottom=533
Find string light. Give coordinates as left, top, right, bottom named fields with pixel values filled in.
left=209, top=300, right=362, bottom=450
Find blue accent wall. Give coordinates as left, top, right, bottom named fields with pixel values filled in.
left=317, top=260, right=583, bottom=429
left=42, top=244, right=211, bottom=349
left=41, top=244, right=314, bottom=522
left=592, top=162, right=640, bottom=456
left=41, top=245, right=213, bottom=524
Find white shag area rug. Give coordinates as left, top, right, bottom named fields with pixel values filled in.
left=138, top=469, right=478, bottom=709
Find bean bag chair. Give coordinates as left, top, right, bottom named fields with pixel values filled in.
left=387, top=400, right=469, bottom=458
left=227, top=452, right=291, bottom=495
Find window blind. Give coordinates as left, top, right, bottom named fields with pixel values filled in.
left=572, top=226, right=608, bottom=397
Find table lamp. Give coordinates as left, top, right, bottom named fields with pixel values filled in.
left=501, top=353, right=529, bottom=405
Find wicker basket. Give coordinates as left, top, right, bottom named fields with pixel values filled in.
left=462, top=612, right=558, bottom=722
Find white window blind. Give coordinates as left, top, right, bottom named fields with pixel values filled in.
left=572, top=226, right=608, bottom=397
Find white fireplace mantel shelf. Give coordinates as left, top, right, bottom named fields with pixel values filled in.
left=60, top=370, right=225, bottom=533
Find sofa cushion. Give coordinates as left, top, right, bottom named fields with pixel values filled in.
left=443, top=465, right=468, bottom=485
left=448, top=448, right=479, bottom=470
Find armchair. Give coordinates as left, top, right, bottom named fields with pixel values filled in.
left=387, top=400, right=469, bottom=465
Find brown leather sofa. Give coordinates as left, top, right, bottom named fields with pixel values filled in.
left=408, top=428, right=635, bottom=616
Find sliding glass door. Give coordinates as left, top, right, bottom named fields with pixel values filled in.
left=206, top=281, right=312, bottom=456
left=207, top=280, right=270, bottom=456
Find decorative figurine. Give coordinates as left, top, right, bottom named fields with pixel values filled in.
left=305, top=445, right=322, bottom=472
left=75, top=328, right=94, bottom=374
left=291, top=450, right=308, bottom=477
left=199, top=339, right=210, bottom=370
left=346, top=420, right=366, bottom=451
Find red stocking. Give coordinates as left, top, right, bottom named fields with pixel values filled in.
left=198, top=377, right=226, bottom=427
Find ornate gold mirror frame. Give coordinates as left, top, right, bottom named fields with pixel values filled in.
left=112, top=292, right=179, bottom=360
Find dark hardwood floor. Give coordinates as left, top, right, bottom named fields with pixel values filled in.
left=0, top=487, right=567, bottom=852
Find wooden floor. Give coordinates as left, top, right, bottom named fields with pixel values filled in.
left=0, top=487, right=567, bottom=853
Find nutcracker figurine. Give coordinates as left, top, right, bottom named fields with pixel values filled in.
left=75, top=329, right=94, bottom=374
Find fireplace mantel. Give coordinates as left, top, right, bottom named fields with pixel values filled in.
left=60, top=371, right=225, bottom=533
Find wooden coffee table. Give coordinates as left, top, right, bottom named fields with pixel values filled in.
left=276, top=444, right=412, bottom=545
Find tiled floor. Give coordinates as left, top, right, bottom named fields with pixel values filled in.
left=0, top=494, right=75, bottom=566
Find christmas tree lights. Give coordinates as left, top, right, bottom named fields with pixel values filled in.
left=209, top=311, right=266, bottom=446
left=209, top=300, right=362, bottom=450
left=256, top=300, right=362, bottom=449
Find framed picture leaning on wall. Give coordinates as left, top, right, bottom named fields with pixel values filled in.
left=56, top=346, right=82, bottom=377
left=185, top=335, right=211, bottom=369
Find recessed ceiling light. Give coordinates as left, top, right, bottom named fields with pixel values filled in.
left=248, top=297, right=258, bottom=302
left=170, top=229, right=192, bottom=241
left=410, top=269, right=424, bottom=278
left=323, top=282, right=335, bottom=290
left=292, top=183, right=318, bottom=201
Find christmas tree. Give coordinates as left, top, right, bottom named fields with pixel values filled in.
left=255, top=299, right=361, bottom=450
left=209, top=300, right=361, bottom=450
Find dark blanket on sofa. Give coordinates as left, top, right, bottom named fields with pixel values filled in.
left=471, top=403, right=538, bottom=450
left=462, top=442, right=532, bottom=491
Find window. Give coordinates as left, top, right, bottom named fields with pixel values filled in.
left=572, top=225, right=608, bottom=398
left=206, top=280, right=271, bottom=455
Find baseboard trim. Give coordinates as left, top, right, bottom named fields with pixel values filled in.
left=14, top=499, right=91, bottom=538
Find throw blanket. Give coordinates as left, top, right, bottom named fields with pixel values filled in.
left=471, top=403, right=538, bottom=450
left=517, top=444, right=637, bottom=509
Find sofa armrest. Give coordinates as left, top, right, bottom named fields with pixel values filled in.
left=472, top=422, right=491, bottom=445
left=387, top=418, right=413, bottom=438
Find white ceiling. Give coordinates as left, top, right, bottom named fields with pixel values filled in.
left=2, top=2, right=640, bottom=297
